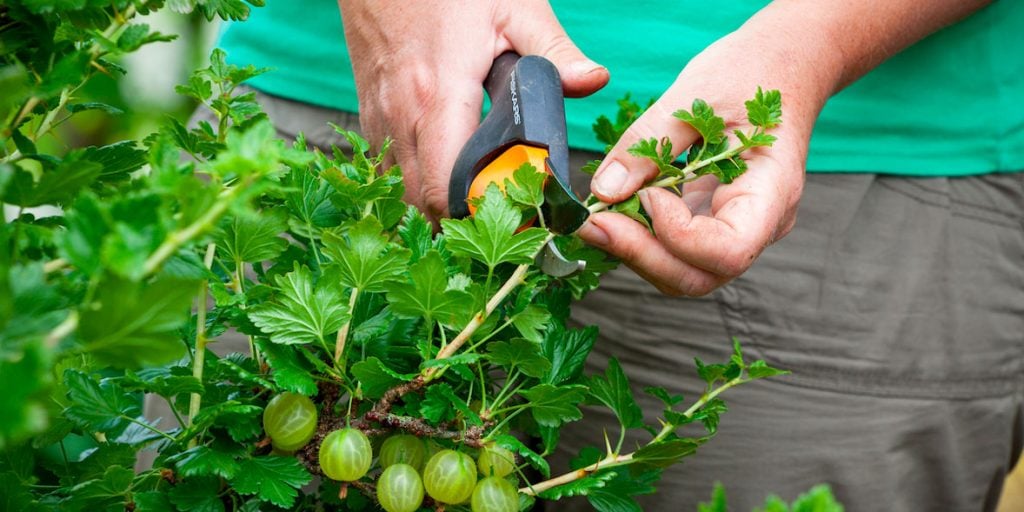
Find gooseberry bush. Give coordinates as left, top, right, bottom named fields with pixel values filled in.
left=0, top=1, right=841, bottom=511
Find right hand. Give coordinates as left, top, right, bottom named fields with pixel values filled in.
left=337, top=0, right=609, bottom=221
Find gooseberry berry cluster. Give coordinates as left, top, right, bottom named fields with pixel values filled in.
left=263, top=394, right=518, bottom=511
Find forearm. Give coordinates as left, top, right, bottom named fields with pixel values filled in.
left=730, top=0, right=991, bottom=118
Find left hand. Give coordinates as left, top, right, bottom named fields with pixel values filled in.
left=576, top=30, right=821, bottom=297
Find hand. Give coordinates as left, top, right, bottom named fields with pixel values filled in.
left=337, top=0, right=609, bottom=221
left=577, top=34, right=821, bottom=297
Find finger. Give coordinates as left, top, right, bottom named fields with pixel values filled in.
left=577, top=211, right=725, bottom=296
left=501, top=3, right=609, bottom=98
left=638, top=168, right=785, bottom=279
left=590, top=90, right=700, bottom=204
left=413, top=80, right=486, bottom=220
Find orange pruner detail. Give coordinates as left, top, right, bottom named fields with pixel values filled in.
left=466, top=144, right=549, bottom=216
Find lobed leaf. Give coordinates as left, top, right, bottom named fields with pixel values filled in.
left=440, top=184, right=548, bottom=270
left=587, top=358, right=644, bottom=430
left=385, top=250, right=474, bottom=325
left=487, top=338, right=551, bottom=379
left=62, top=370, right=139, bottom=433
left=745, top=87, right=783, bottom=129
left=520, top=384, right=588, bottom=428
left=248, top=263, right=350, bottom=346
left=321, top=216, right=411, bottom=292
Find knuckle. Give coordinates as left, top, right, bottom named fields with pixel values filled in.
left=714, top=244, right=757, bottom=278
left=421, top=181, right=450, bottom=219
left=661, top=273, right=716, bottom=298
left=535, top=31, right=576, bottom=59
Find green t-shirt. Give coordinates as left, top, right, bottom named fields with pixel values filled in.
left=218, top=1, right=1024, bottom=176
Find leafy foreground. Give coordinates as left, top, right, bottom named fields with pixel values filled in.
left=700, top=483, right=845, bottom=512
left=0, top=1, right=824, bottom=511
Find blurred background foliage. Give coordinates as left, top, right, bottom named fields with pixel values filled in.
left=45, top=11, right=217, bottom=148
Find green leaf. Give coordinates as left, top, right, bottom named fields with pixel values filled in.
left=216, top=404, right=264, bottom=444
left=168, top=477, right=224, bottom=512
left=511, top=304, right=550, bottom=344
left=610, top=193, right=651, bottom=230
left=698, top=482, right=728, bottom=512
left=759, top=496, right=792, bottom=512
left=520, top=384, right=587, bottom=428
left=257, top=340, right=317, bottom=395
left=588, top=358, right=644, bottom=430
left=197, top=0, right=254, bottom=21
left=735, top=129, right=777, bottom=149
left=322, top=216, right=411, bottom=292
left=175, top=445, right=242, bottom=479
left=63, top=369, right=140, bottom=432
left=419, top=352, right=483, bottom=381
left=694, top=357, right=732, bottom=388
left=178, top=402, right=262, bottom=445
left=117, top=23, right=175, bottom=51
left=644, top=386, right=684, bottom=408
left=487, top=338, right=551, bottom=379
left=321, top=165, right=392, bottom=208
left=229, top=456, right=312, bottom=508
left=419, top=383, right=456, bottom=424
left=674, top=98, right=727, bottom=145
left=248, top=264, right=350, bottom=345
left=65, top=465, right=134, bottom=505
left=0, top=471, right=38, bottom=512
left=785, top=485, right=845, bottom=512
left=745, top=87, right=783, bottom=129
left=1, top=159, right=102, bottom=207
left=542, top=325, right=597, bottom=385
left=67, top=102, right=125, bottom=115
left=214, top=355, right=273, bottom=389
left=284, top=164, right=342, bottom=231
left=627, top=137, right=678, bottom=177
left=747, top=359, right=790, bottom=380
left=587, top=468, right=661, bottom=512
left=113, top=416, right=166, bottom=446
left=133, top=492, right=174, bottom=512
left=73, top=443, right=137, bottom=482
left=694, top=153, right=748, bottom=184
left=0, top=338, right=50, bottom=448
left=536, top=471, right=617, bottom=500
left=11, top=127, right=36, bottom=155
left=503, top=163, right=547, bottom=209
left=123, top=368, right=203, bottom=397
left=397, top=206, right=433, bottom=263
left=385, top=250, right=474, bottom=325
left=440, top=184, right=548, bottom=269
left=420, top=383, right=482, bottom=426
left=492, top=434, right=549, bottom=478
left=77, top=276, right=195, bottom=367
left=351, top=357, right=414, bottom=400
left=35, top=50, right=89, bottom=97
left=592, top=94, right=648, bottom=150
left=632, top=438, right=702, bottom=469
left=690, top=397, right=728, bottom=434
left=217, top=208, right=289, bottom=264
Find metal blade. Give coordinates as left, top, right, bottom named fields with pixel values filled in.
left=537, top=240, right=586, bottom=277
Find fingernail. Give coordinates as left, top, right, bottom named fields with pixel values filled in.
left=577, top=221, right=610, bottom=247
left=594, top=160, right=628, bottom=198
left=570, top=59, right=604, bottom=76
left=637, top=189, right=652, bottom=213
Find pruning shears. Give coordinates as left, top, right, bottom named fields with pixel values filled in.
left=448, top=52, right=590, bottom=277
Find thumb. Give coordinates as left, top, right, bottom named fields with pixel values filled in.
left=592, top=98, right=699, bottom=203
left=503, top=4, right=609, bottom=98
